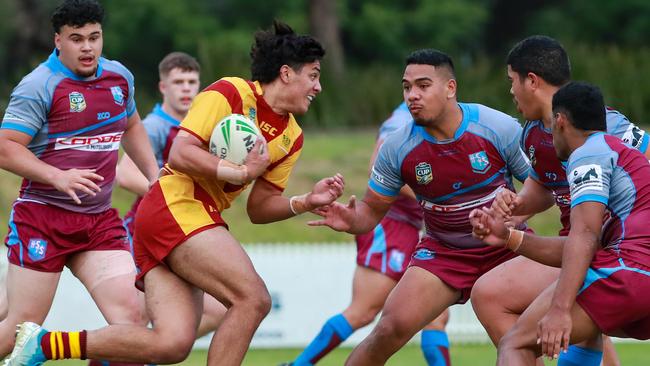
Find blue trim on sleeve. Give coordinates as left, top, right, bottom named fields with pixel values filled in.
left=0, top=123, right=38, bottom=137
left=127, top=104, right=136, bottom=117
left=48, top=111, right=127, bottom=138
left=639, top=134, right=650, bottom=154
left=368, top=179, right=399, bottom=197
left=571, top=194, right=608, bottom=208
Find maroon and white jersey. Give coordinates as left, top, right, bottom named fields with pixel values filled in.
left=370, top=103, right=530, bottom=249
left=1, top=49, right=136, bottom=213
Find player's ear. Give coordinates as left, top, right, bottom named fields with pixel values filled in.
left=446, top=78, right=457, bottom=99
left=527, top=72, right=541, bottom=90
left=54, top=33, right=61, bottom=50
left=279, top=65, right=292, bottom=84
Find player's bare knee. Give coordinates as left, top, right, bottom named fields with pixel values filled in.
left=251, top=289, right=272, bottom=319
left=150, top=328, right=195, bottom=363
left=374, top=316, right=408, bottom=342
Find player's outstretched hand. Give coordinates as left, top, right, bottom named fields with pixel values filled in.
left=52, top=168, right=104, bottom=204
left=306, top=173, right=345, bottom=209
left=308, top=195, right=357, bottom=232
left=468, top=207, right=509, bottom=246
left=537, top=306, right=572, bottom=360
left=491, top=187, right=521, bottom=218
left=244, top=138, right=270, bottom=181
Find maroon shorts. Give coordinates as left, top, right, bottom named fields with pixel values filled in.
left=4, top=201, right=130, bottom=272
left=576, top=251, right=650, bottom=339
left=133, top=180, right=227, bottom=290
left=355, top=217, right=420, bottom=281
left=408, top=236, right=518, bottom=304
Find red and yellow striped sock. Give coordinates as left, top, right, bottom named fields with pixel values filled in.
left=39, top=330, right=87, bottom=360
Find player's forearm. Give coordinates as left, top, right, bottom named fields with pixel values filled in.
left=116, top=155, right=150, bottom=196
left=0, top=139, right=61, bottom=185
left=346, top=200, right=384, bottom=235
left=513, top=232, right=566, bottom=267
left=247, top=194, right=296, bottom=224
left=513, top=178, right=555, bottom=216
left=551, top=232, right=599, bottom=310
left=121, top=124, right=159, bottom=183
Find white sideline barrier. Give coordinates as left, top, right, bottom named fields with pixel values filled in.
left=33, top=243, right=490, bottom=348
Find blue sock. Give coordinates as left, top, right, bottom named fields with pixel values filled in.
left=421, top=330, right=451, bottom=366
left=293, top=314, right=354, bottom=366
left=557, top=345, right=603, bottom=366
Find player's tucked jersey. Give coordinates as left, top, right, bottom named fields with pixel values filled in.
left=567, top=133, right=650, bottom=262
left=370, top=103, right=530, bottom=249
left=164, top=77, right=303, bottom=211
left=1, top=49, right=136, bottom=213
left=522, top=108, right=648, bottom=235
left=125, top=104, right=180, bottom=220
left=378, top=102, right=423, bottom=229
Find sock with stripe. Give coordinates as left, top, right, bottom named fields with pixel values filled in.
left=293, top=314, right=354, bottom=366
left=557, top=345, right=603, bottom=366
left=421, top=329, right=451, bottom=366
left=40, top=330, right=87, bottom=360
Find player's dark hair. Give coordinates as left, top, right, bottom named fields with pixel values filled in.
left=507, top=35, right=571, bottom=86
left=51, top=0, right=104, bottom=33
left=405, top=49, right=455, bottom=78
left=552, top=81, right=606, bottom=132
left=159, top=52, right=200, bottom=78
left=250, top=20, right=325, bottom=83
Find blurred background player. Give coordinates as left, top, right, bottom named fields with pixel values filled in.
left=0, top=0, right=158, bottom=363
left=470, top=81, right=650, bottom=364
left=309, top=49, right=530, bottom=365
left=5, top=21, right=344, bottom=366
left=470, top=35, right=650, bottom=366
left=116, top=51, right=226, bottom=338
left=288, top=102, right=451, bottom=366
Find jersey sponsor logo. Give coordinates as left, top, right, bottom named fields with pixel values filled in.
left=97, top=112, right=111, bottom=120
left=412, top=248, right=435, bottom=260
left=259, top=121, right=278, bottom=136
left=388, top=249, right=406, bottom=272
left=248, top=107, right=257, bottom=121
left=54, top=131, right=123, bottom=151
left=528, top=145, right=537, bottom=166
left=415, top=162, right=433, bottom=185
left=570, top=164, right=604, bottom=195
left=469, top=150, right=491, bottom=174
left=110, top=86, right=124, bottom=106
left=371, top=166, right=385, bottom=184
left=281, top=134, right=291, bottom=148
left=69, top=91, right=87, bottom=112
left=27, top=238, right=47, bottom=261
left=621, top=124, right=645, bottom=149
left=554, top=192, right=572, bottom=206
left=2, top=111, right=25, bottom=123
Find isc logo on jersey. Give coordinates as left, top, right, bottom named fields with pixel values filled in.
left=55, top=132, right=123, bottom=151
left=209, top=114, right=263, bottom=165
left=570, top=164, right=604, bottom=195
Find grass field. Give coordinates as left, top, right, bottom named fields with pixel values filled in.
left=46, top=343, right=650, bottom=365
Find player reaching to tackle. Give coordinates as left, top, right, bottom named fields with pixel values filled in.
left=4, top=20, right=343, bottom=366
left=470, top=81, right=650, bottom=365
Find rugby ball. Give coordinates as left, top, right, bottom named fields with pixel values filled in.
left=209, top=114, right=263, bottom=165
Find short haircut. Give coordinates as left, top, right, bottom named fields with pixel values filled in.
left=51, top=0, right=104, bottom=33
left=552, top=81, right=606, bottom=132
left=405, top=49, right=455, bottom=78
left=507, top=35, right=571, bottom=86
left=250, top=20, right=325, bottom=83
left=158, top=52, right=201, bottom=79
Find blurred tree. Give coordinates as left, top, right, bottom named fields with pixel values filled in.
left=309, top=0, right=345, bottom=79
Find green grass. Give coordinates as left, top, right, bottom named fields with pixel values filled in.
left=46, top=342, right=650, bottom=365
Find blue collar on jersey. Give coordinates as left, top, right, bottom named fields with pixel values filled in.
left=152, top=104, right=181, bottom=126
left=45, top=49, right=104, bottom=80
left=415, top=102, right=474, bottom=143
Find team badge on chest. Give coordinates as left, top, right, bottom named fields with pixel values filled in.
left=415, top=162, right=433, bottom=185
left=469, top=150, right=491, bottom=174
left=68, top=91, right=86, bottom=112
left=110, top=86, right=124, bottom=106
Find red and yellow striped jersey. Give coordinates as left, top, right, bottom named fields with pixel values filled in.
left=165, top=77, right=304, bottom=212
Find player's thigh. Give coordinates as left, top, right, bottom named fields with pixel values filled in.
left=378, top=266, right=460, bottom=337
left=472, top=256, right=559, bottom=314
left=0, top=265, right=7, bottom=320
left=166, top=226, right=268, bottom=307
left=143, top=265, right=203, bottom=346
left=69, top=250, right=143, bottom=324
left=349, top=266, right=397, bottom=312
left=5, top=264, right=61, bottom=322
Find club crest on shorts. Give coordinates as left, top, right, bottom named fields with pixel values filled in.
left=27, top=238, right=47, bottom=262
left=415, top=162, right=433, bottom=185
left=68, top=91, right=86, bottom=112
left=389, top=249, right=406, bottom=272
left=110, top=86, right=124, bottom=106
left=469, top=150, right=491, bottom=174
left=413, top=248, right=435, bottom=260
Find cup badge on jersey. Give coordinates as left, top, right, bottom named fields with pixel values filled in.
left=415, top=162, right=433, bottom=185
left=69, top=91, right=86, bottom=112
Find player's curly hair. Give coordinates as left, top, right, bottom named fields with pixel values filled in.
left=51, top=0, right=104, bottom=33
left=507, top=35, right=570, bottom=87
left=250, top=20, right=325, bottom=83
